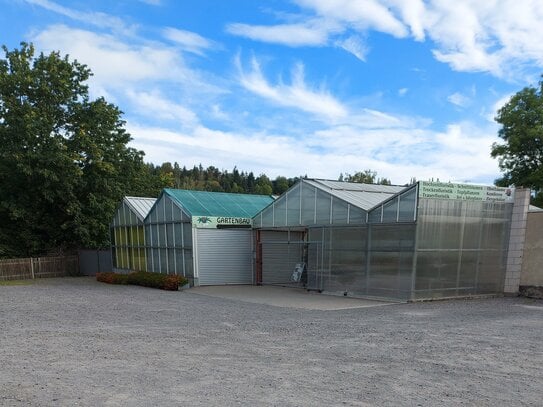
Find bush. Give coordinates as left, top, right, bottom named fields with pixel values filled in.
left=96, top=271, right=187, bottom=291
left=96, top=272, right=128, bottom=285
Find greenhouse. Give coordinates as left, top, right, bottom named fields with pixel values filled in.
left=143, top=189, right=273, bottom=286
left=111, top=196, right=156, bottom=272
left=252, top=179, right=515, bottom=301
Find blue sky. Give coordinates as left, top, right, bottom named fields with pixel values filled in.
left=2, top=0, right=543, bottom=185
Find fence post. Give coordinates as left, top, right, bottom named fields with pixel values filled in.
left=30, top=258, right=35, bottom=279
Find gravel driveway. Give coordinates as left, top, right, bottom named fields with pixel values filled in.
left=1, top=277, right=542, bottom=406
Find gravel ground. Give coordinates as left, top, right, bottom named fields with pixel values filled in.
left=0, top=277, right=542, bottom=407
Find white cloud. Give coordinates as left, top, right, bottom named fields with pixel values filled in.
left=236, top=55, right=348, bottom=120
left=162, top=27, right=216, bottom=55
left=211, top=105, right=230, bottom=121
left=398, top=87, right=408, bottom=96
left=447, top=92, right=471, bottom=108
left=125, top=90, right=198, bottom=125
left=295, top=0, right=408, bottom=37
left=334, top=35, right=368, bottom=61
left=387, top=0, right=426, bottom=40
left=228, top=0, right=543, bottom=78
left=30, top=24, right=226, bottom=99
left=226, top=21, right=330, bottom=47
left=25, top=0, right=137, bottom=36
left=127, top=115, right=502, bottom=185
left=32, top=25, right=187, bottom=84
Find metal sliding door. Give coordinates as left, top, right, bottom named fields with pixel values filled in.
left=195, top=229, right=254, bottom=285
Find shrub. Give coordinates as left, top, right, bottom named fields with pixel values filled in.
left=96, top=271, right=187, bottom=291
left=96, top=272, right=128, bottom=285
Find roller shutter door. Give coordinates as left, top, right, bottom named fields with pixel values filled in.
left=195, top=229, right=254, bottom=285
left=261, top=231, right=304, bottom=284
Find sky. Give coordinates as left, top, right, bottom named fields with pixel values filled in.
left=1, top=0, right=543, bottom=185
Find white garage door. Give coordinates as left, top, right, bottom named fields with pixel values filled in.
left=195, top=228, right=254, bottom=285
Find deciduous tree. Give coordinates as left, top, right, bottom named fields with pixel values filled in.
left=491, top=79, right=543, bottom=206
left=0, top=43, right=153, bottom=256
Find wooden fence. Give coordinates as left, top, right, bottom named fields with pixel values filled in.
left=0, top=256, right=79, bottom=281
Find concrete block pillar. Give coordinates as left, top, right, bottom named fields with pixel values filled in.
left=504, top=188, right=531, bottom=294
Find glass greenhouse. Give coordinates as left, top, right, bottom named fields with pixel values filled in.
left=142, top=189, right=273, bottom=285
left=111, top=197, right=156, bottom=272
left=253, top=179, right=514, bottom=301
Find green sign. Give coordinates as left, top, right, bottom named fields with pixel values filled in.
left=192, top=216, right=252, bottom=229
left=419, top=181, right=514, bottom=202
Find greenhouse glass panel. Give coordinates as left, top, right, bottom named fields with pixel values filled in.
left=368, top=251, right=400, bottom=294
left=307, top=227, right=322, bottom=289
left=149, top=204, right=158, bottom=223
left=286, top=184, right=301, bottom=226
left=126, top=248, right=134, bottom=270
left=137, top=226, right=145, bottom=246
left=167, top=249, right=176, bottom=274
left=413, top=197, right=511, bottom=299
left=382, top=197, right=398, bottom=222
left=414, top=251, right=463, bottom=296
left=260, top=206, right=274, bottom=228
left=144, top=225, right=151, bottom=245
left=461, top=217, right=482, bottom=250
left=331, top=197, right=348, bottom=224
left=477, top=250, right=506, bottom=293
left=370, top=224, right=415, bottom=252
left=113, top=228, right=121, bottom=247
left=159, top=224, right=168, bottom=246
left=183, top=223, right=192, bottom=248
left=164, top=196, right=174, bottom=222
left=417, top=199, right=463, bottom=250
left=128, top=227, right=135, bottom=246
left=160, top=248, right=168, bottom=273
left=368, top=206, right=382, bottom=223
left=152, top=249, right=160, bottom=272
left=150, top=225, right=159, bottom=247
left=159, top=201, right=165, bottom=222
left=480, top=218, right=507, bottom=249
left=315, top=190, right=331, bottom=225
left=166, top=224, right=174, bottom=247
left=398, top=187, right=417, bottom=222
left=175, top=249, right=185, bottom=276
left=348, top=206, right=365, bottom=224
left=324, top=227, right=367, bottom=292
left=146, top=248, right=153, bottom=271
left=174, top=223, right=183, bottom=247
left=119, top=205, right=126, bottom=226
left=253, top=213, right=262, bottom=228
left=301, top=185, right=316, bottom=225
left=184, top=250, right=194, bottom=278
left=172, top=202, right=183, bottom=221
left=457, top=251, right=478, bottom=292
left=273, top=197, right=287, bottom=227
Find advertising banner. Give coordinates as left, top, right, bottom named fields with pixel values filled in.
left=192, top=216, right=252, bottom=229
left=419, top=181, right=514, bottom=202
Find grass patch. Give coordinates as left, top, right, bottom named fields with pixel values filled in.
left=96, top=271, right=187, bottom=291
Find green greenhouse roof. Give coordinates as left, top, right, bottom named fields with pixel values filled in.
left=163, top=189, right=274, bottom=218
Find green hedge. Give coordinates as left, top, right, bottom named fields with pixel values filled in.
left=96, top=271, right=187, bottom=291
